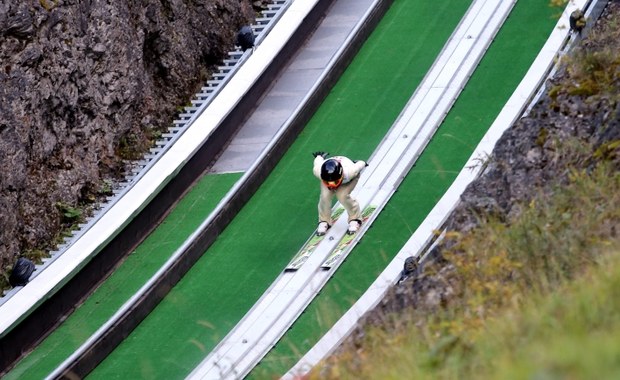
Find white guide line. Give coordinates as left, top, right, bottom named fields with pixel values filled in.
left=187, top=0, right=513, bottom=378
left=284, top=0, right=593, bottom=377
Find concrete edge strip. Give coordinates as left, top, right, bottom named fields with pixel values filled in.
left=283, top=0, right=597, bottom=376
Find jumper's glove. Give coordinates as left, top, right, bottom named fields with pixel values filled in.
left=355, top=160, right=369, bottom=167
left=312, top=151, right=328, bottom=158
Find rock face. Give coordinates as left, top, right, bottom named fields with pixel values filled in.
left=0, top=0, right=256, bottom=274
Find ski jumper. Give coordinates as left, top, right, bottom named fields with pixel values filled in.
left=313, top=155, right=367, bottom=224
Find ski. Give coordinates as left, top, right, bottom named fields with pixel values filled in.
left=285, top=208, right=345, bottom=271
left=321, top=205, right=377, bottom=269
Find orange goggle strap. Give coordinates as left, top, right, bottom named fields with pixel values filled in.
left=323, top=177, right=343, bottom=189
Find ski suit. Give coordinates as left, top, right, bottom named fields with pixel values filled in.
left=313, top=155, right=367, bottom=224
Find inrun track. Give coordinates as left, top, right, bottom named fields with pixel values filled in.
left=1, top=0, right=580, bottom=378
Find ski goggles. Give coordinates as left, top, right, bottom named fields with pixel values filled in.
left=323, top=177, right=343, bottom=190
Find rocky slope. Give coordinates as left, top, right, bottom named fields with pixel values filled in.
left=0, top=0, right=260, bottom=283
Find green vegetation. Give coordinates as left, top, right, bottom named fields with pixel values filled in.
left=563, top=14, right=620, bottom=98
left=311, top=160, right=620, bottom=379
left=116, top=131, right=148, bottom=160
left=55, top=201, right=83, bottom=224
left=0, top=198, right=85, bottom=291
left=39, top=0, right=58, bottom=11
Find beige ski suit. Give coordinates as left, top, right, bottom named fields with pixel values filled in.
left=313, top=155, right=367, bottom=224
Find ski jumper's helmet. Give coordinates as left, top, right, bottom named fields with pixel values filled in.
left=321, top=159, right=343, bottom=189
